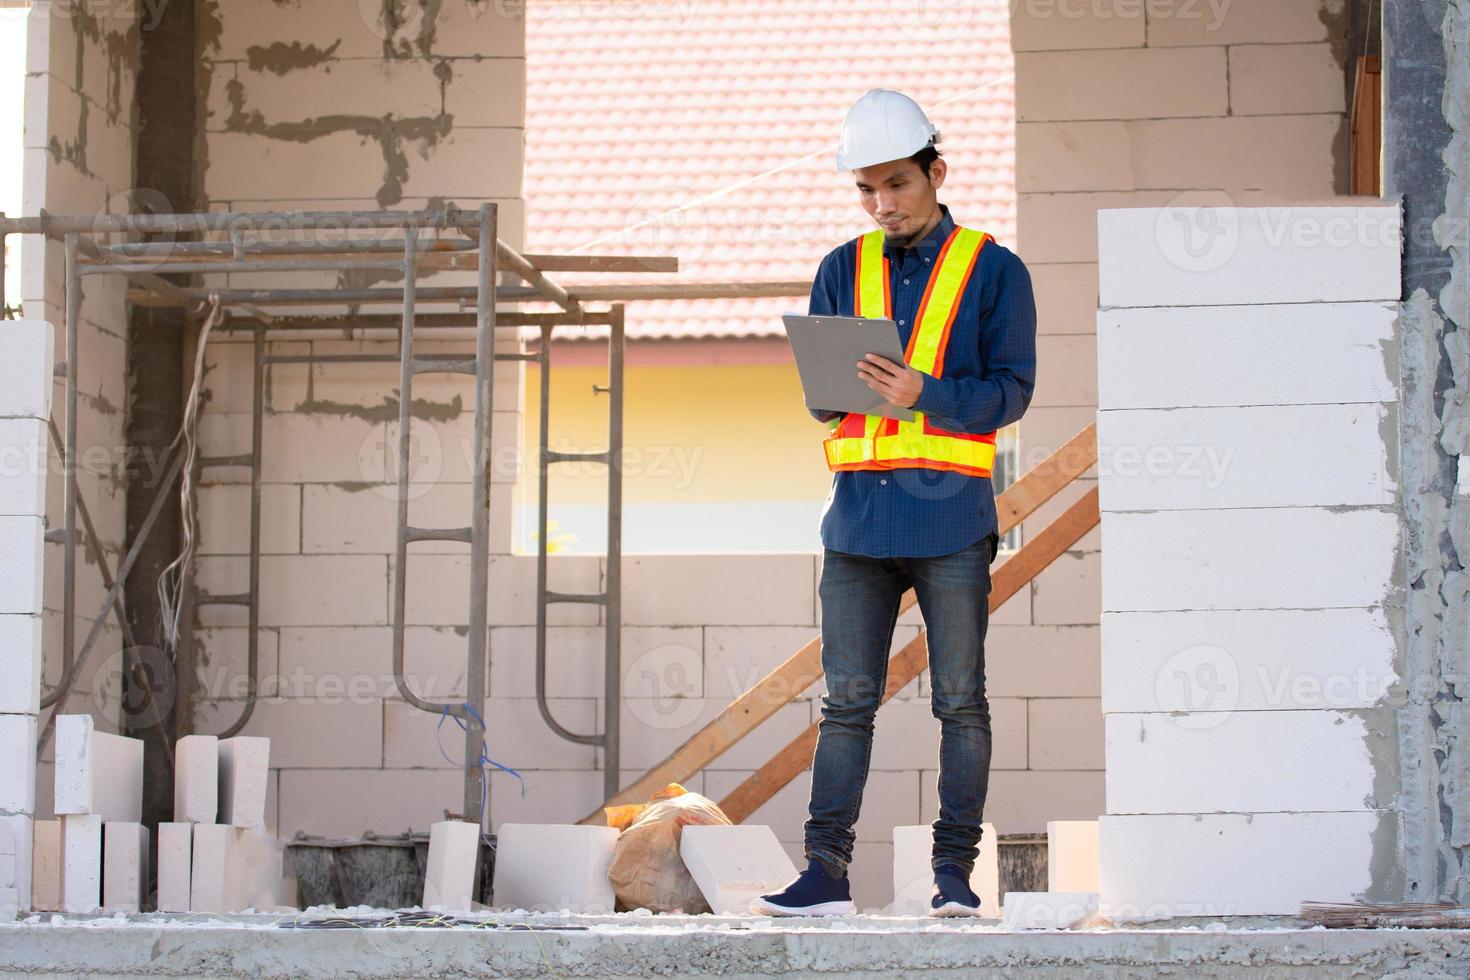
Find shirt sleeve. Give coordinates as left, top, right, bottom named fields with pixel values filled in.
left=910, top=250, right=1037, bottom=433
left=806, top=250, right=845, bottom=424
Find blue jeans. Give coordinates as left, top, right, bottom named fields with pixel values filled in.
left=804, top=533, right=996, bottom=876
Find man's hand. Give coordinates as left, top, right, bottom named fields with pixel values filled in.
left=857, top=353, right=925, bottom=409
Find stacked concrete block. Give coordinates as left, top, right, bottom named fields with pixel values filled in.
left=1046, top=821, right=1100, bottom=894
left=0, top=815, right=33, bottom=915
left=1001, top=891, right=1101, bottom=930
left=190, top=824, right=233, bottom=914
left=679, top=825, right=797, bottom=915
left=59, top=814, right=103, bottom=913
left=891, top=824, right=999, bottom=917
left=218, top=737, right=270, bottom=829
left=54, top=715, right=144, bottom=822
left=492, top=824, right=618, bottom=913
left=102, top=823, right=148, bottom=913
left=0, top=320, right=52, bottom=915
left=156, top=823, right=193, bottom=913
left=173, top=735, right=219, bottom=824
left=31, top=820, right=60, bottom=912
left=423, top=820, right=481, bottom=911
left=1096, top=204, right=1402, bottom=917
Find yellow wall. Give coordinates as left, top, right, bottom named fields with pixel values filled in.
left=521, top=350, right=836, bottom=552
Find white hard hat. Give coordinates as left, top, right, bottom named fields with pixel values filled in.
left=835, top=89, right=942, bottom=172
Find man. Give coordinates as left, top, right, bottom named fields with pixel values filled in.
left=751, top=90, right=1037, bottom=917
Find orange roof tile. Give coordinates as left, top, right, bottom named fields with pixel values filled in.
left=526, top=0, right=1016, bottom=339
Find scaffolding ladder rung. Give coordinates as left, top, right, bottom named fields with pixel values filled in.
left=200, top=454, right=253, bottom=468
left=545, top=590, right=608, bottom=606
left=197, top=592, right=251, bottom=606
left=546, top=450, right=610, bottom=464
left=405, top=525, right=473, bottom=544
left=495, top=352, right=539, bottom=362
left=411, top=356, right=477, bottom=376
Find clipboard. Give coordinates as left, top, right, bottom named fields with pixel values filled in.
left=782, top=313, right=917, bottom=422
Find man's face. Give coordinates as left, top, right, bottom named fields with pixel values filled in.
left=852, top=156, right=945, bottom=245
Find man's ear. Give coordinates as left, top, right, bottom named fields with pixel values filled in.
left=929, top=156, right=947, bottom=191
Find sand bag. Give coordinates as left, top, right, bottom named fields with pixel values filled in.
left=606, top=791, right=731, bottom=913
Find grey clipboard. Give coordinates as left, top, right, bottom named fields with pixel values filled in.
left=782, top=313, right=917, bottom=422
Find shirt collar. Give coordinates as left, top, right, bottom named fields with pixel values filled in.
left=881, top=202, right=955, bottom=259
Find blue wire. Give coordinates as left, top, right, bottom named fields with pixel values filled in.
left=436, top=704, right=527, bottom=814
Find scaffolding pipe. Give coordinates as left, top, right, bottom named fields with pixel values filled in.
left=215, top=327, right=266, bottom=740
left=0, top=207, right=476, bottom=236
left=43, top=234, right=80, bottom=710
left=462, top=202, right=497, bottom=824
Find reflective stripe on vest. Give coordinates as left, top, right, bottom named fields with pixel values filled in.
left=822, top=225, right=998, bottom=478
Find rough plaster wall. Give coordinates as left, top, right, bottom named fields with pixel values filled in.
left=1387, top=0, right=1470, bottom=904
left=1006, top=0, right=1354, bottom=848
left=23, top=3, right=140, bottom=815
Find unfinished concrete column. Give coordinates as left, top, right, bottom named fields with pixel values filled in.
left=1382, top=0, right=1470, bottom=905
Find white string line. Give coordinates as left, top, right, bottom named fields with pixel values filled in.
left=567, top=73, right=1014, bottom=254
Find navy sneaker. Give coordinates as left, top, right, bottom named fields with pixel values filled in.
left=929, top=864, right=983, bottom=917
left=749, top=858, right=856, bottom=916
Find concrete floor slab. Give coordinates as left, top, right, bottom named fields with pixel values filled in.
left=1, top=912, right=1468, bottom=978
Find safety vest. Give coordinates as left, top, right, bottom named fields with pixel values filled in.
left=822, top=225, right=998, bottom=478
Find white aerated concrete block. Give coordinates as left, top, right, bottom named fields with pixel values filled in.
left=102, top=822, right=148, bottom=913
left=492, top=824, right=618, bottom=913
left=0, top=814, right=32, bottom=914
left=678, top=825, right=797, bottom=915
left=217, top=737, right=269, bottom=829
left=1096, top=302, right=1398, bottom=410
left=1106, top=710, right=1379, bottom=814
left=0, top=516, right=43, bottom=615
left=0, top=320, right=53, bottom=419
left=891, top=824, right=999, bottom=916
left=0, top=712, right=37, bottom=815
left=32, top=819, right=59, bottom=912
left=423, top=820, right=481, bottom=911
left=54, top=715, right=144, bottom=821
left=1001, top=891, right=1100, bottom=930
left=1100, top=811, right=1386, bottom=916
left=173, top=735, right=218, bottom=824
left=190, top=823, right=232, bottom=913
left=156, top=822, right=193, bottom=913
left=1097, top=205, right=1401, bottom=309
left=1047, top=821, right=1100, bottom=894
left=1097, top=403, right=1394, bottom=512
left=60, top=813, right=102, bottom=913
left=0, top=418, right=47, bottom=516
left=1100, top=608, right=1396, bottom=714
left=0, top=615, right=43, bottom=714
left=1100, top=508, right=1397, bottom=612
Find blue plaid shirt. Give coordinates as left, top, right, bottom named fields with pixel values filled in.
left=808, top=203, right=1037, bottom=558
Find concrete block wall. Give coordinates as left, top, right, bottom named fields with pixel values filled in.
left=1095, top=203, right=1402, bottom=917
left=22, top=2, right=139, bottom=815
left=188, top=0, right=529, bottom=741
left=1005, top=0, right=1355, bottom=848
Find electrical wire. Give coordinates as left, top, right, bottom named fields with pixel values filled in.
left=156, top=293, right=223, bottom=653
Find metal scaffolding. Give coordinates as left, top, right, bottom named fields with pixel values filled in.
left=0, top=203, right=683, bottom=823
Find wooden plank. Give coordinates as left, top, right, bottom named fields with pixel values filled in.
left=579, top=427, right=1099, bottom=823
left=719, top=486, right=1100, bottom=824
